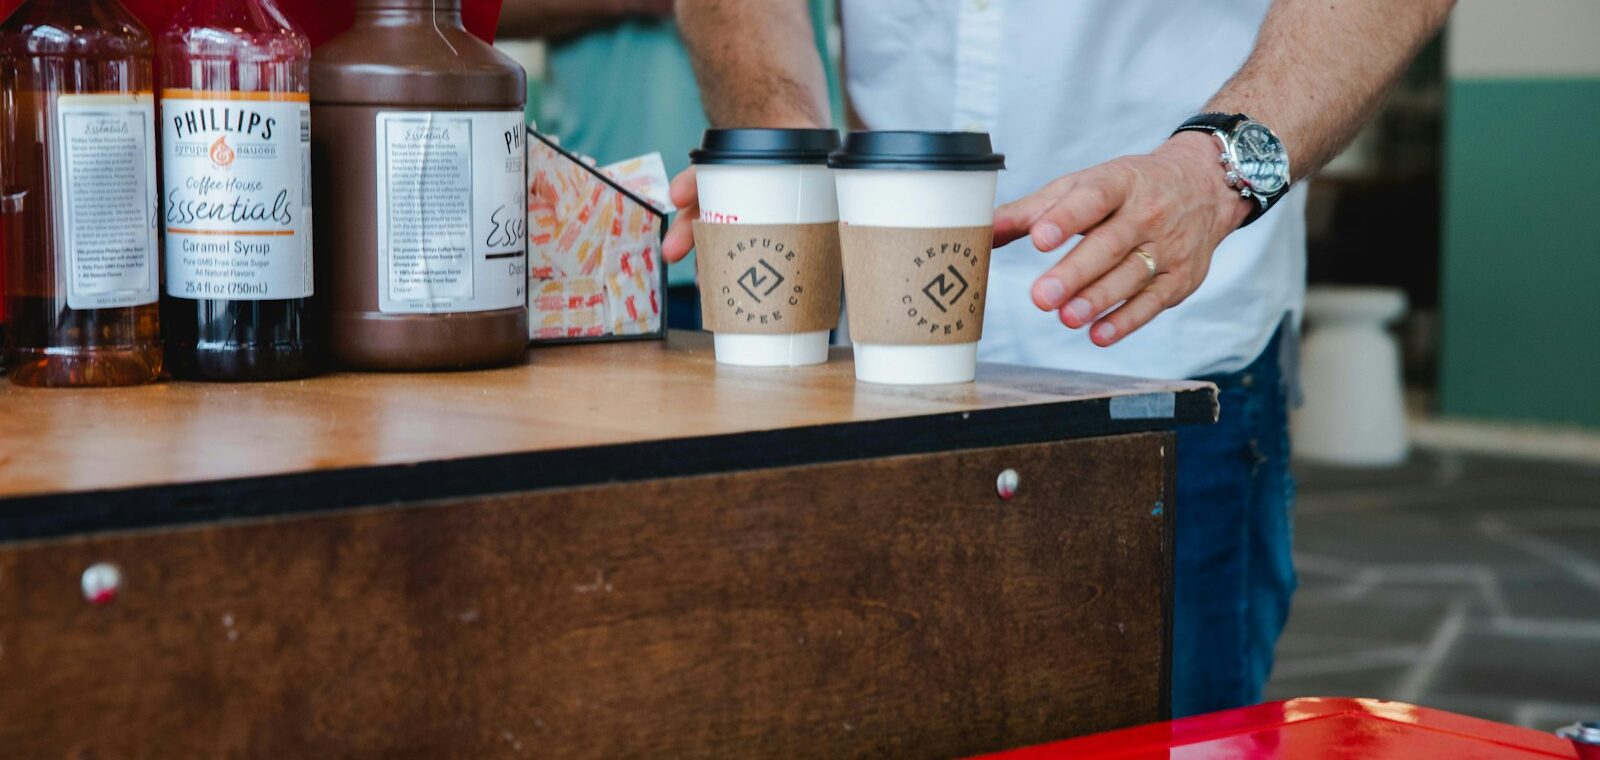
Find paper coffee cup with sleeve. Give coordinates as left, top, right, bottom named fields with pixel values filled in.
left=829, top=131, right=1005, bottom=385
left=690, top=129, right=843, bottom=367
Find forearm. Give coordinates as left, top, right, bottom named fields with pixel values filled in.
left=675, top=0, right=829, bottom=127
left=498, top=0, right=671, bottom=40
left=1206, top=0, right=1454, bottom=179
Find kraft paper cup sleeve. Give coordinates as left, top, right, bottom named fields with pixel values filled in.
left=694, top=221, right=842, bottom=335
left=840, top=224, right=993, bottom=346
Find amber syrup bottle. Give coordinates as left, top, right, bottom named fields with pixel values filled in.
left=158, top=0, right=316, bottom=381
left=0, top=0, right=163, bottom=387
left=0, top=192, right=12, bottom=372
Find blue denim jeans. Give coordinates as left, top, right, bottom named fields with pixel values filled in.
left=1171, top=326, right=1298, bottom=717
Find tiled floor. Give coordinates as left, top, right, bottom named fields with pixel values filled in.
left=1265, top=449, right=1600, bottom=732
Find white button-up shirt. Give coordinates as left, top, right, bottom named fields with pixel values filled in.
left=841, top=0, right=1307, bottom=379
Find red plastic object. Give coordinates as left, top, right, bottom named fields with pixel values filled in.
left=972, top=699, right=1580, bottom=760
left=0, top=0, right=502, bottom=47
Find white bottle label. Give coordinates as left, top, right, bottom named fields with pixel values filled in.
left=374, top=110, right=527, bottom=314
left=161, top=92, right=313, bottom=301
left=54, top=93, right=160, bottom=310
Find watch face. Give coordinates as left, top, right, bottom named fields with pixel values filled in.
left=1232, top=122, right=1289, bottom=195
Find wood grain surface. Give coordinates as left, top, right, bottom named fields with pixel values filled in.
left=0, top=331, right=1210, bottom=502
left=0, top=433, right=1172, bottom=759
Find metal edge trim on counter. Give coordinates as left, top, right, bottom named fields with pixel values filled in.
left=0, top=389, right=1215, bottom=544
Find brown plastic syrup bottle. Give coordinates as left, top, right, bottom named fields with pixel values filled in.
left=1, top=0, right=163, bottom=387
left=311, top=0, right=528, bottom=371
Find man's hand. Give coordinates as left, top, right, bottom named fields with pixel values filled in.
left=986, top=0, right=1454, bottom=348
left=662, top=166, right=699, bottom=264
left=992, top=131, right=1253, bottom=347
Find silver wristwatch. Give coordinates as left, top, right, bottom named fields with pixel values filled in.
left=1173, top=113, right=1291, bottom=228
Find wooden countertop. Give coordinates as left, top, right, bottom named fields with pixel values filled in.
left=0, top=331, right=1214, bottom=542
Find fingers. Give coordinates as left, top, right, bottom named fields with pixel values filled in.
left=662, top=167, right=700, bottom=263
left=995, top=164, right=1131, bottom=251
left=1091, top=273, right=1185, bottom=346
left=1025, top=165, right=1130, bottom=251
left=668, top=166, right=698, bottom=209
left=1051, top=246, right=1158, bottom=329
left=992, top=209, right=1035, bottom=249
left=992, top=180, right=1068, bottom=248
left=1029, top=217, right=1141, bottom=315
left=662, top=199, right=698, bottom=264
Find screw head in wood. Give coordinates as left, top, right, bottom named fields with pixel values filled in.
left=81, top=562, right=121, bottom=605
left=996, top=468, right=1020, bottom=501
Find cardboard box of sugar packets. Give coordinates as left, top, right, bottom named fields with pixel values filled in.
left=526, top=129, right=671, bottom=344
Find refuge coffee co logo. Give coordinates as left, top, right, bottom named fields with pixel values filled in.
left=839, top=225, right=993, bottom=346
left=717, top=236, right=800, bottom=326
left=922, top=264, right=970, bottom=312
left=737, top=258, right=786, bottom=303
left=692, top=221, right=843, bottom=335
left=898, top=238, right=984, bottom=337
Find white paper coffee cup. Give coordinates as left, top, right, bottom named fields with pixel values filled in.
left=830, top=131, right=1004, bottom=385
left=691, top=129, right=842, bottom=367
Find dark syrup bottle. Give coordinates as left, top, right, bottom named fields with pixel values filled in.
left=312, top=0, right=528, bottom=371
left=158, top=0, right=317, bottom=381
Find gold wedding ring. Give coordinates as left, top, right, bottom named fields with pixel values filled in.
left=1131, top=248, right=1157, bottom=278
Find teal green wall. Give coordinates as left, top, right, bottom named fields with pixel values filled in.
left=1440, top=79, right=1600, bottom=427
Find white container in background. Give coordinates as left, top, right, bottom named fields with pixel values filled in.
left=1292, top=286, right=1410, bottom=466
left=830, top=131, right=1004, bottom=385
left=691, top=129, right=841, bottom=367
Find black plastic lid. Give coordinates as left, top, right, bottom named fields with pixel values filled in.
left=690, top=128, right=841, bottom=166
left=828, top=131, right=1005, bottom=171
